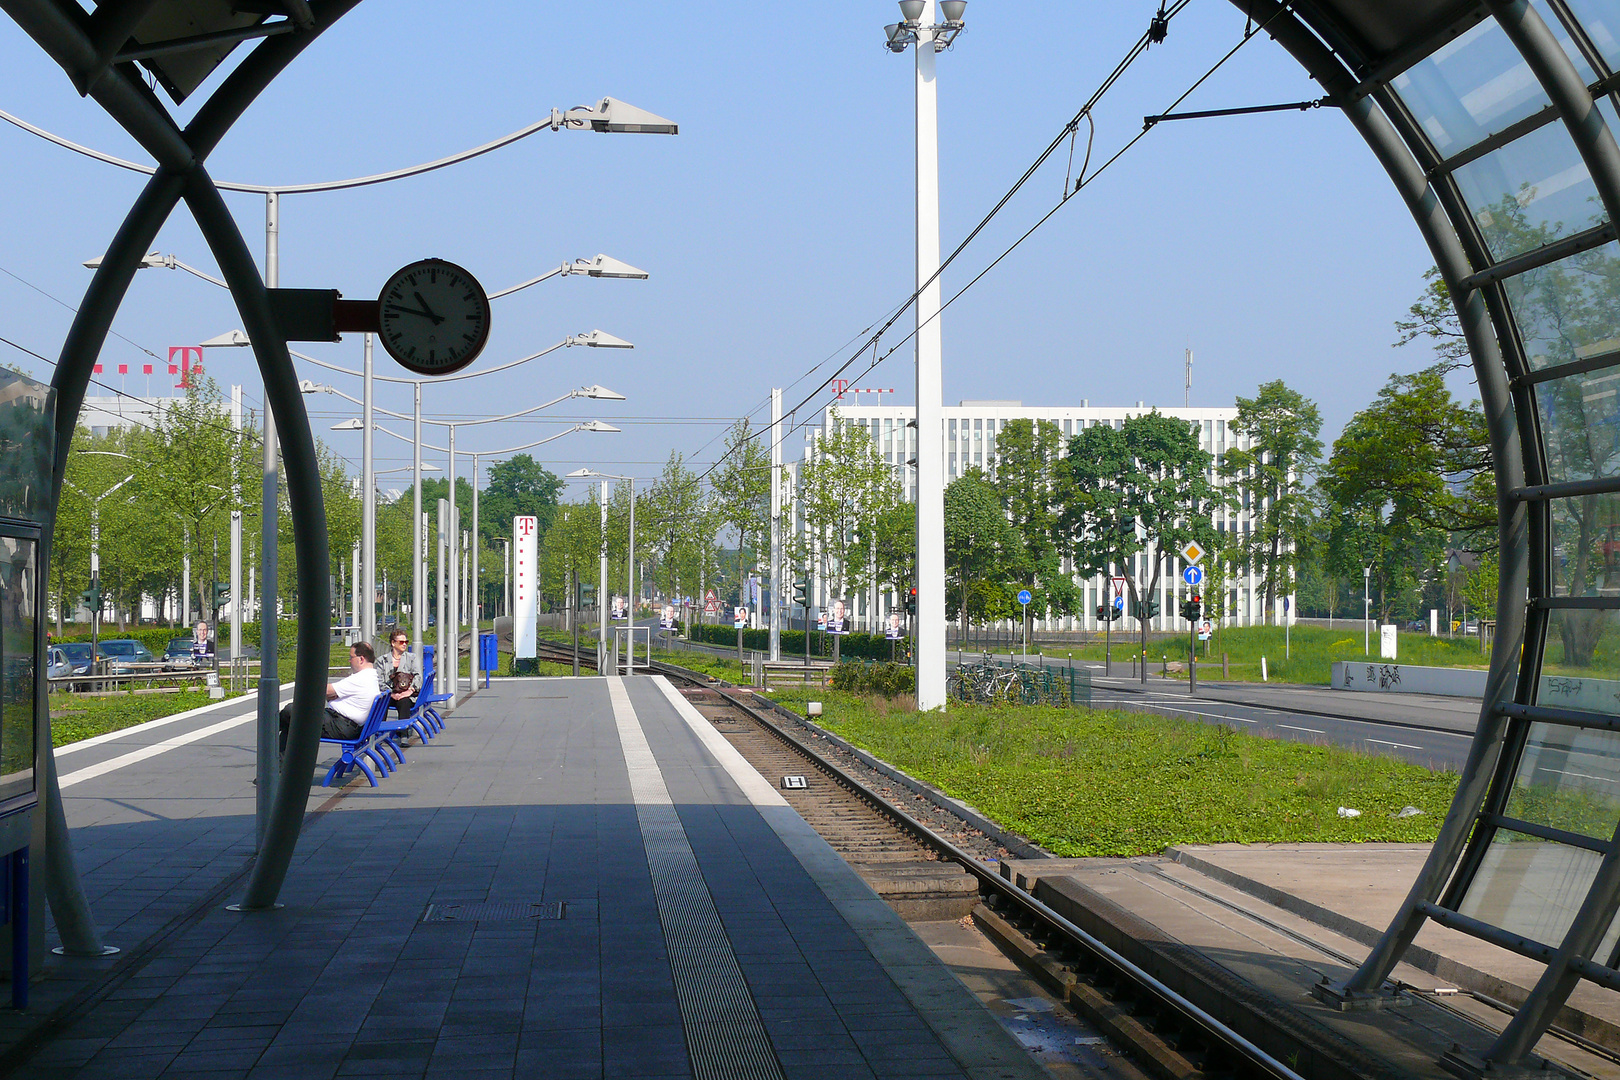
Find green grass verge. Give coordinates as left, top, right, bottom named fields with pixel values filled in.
left=1033, top=624, right=1489, bottom=686
left=764, top=686, right=1457, bottom=856
left=50, top=689, right=247, bottom=748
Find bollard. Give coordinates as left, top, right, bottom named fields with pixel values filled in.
left=1223, top=651, right=1229, bottom=679
left=1261, top=656, right=1268, bottom=682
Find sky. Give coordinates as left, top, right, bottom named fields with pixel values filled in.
left=0, top=1, right=1450, bottom=501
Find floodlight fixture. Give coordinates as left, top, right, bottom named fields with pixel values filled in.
left=898, top=1, right=926, bottom=25
left=940, top=1, right=967, bottom=25
left=551, top=97, right=678, bottom=135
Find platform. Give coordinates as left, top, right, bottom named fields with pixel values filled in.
left=4, top=676, right=1046, bottom=1080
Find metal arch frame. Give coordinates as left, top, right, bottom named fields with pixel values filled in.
left=1238, top=0, right=1620, bottom=1061
left=1, top=0, right=359, bottom=928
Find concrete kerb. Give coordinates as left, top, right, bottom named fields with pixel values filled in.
left=52, top=682, right=295, bottom=759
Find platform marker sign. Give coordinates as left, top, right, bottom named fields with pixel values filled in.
left=513, top=515, right=538, bottom=658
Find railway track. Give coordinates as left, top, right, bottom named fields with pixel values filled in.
left=528, top=639, right=1307, bottom=1080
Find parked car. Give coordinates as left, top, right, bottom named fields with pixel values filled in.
left=97, top=639, right=155, bottom=671
left=162, top=637, right=198, bottom=669
left=47, top=643, right=93, bottom=681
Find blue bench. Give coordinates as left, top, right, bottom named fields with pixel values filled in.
left=410, top=670, right=451, bottom=737
left=320, top=692, right=393, bottom=788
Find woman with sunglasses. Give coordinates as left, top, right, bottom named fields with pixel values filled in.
left=375, top=629, right=420, bottom=721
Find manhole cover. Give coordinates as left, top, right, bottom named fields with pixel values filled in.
left=421, top=901, right=565, bottom=923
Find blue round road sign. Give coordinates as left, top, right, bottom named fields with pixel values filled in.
left=1017, top=589, right=1032, bottom=606
left=1183, top=566, right=1204, bottom=586
left=1113, top=595, right=1125, bottom=611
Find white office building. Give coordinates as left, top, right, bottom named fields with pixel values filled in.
left=797, top=399, right=1291, bottom=634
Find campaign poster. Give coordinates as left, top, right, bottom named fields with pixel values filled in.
left=611, top=595, right=627, bottom=621
left=885, top=611, right=903, bottom=640
left=660, top=604, right=676, bottom=630
left=816, top=611, right=826, bottom=632
left=733, top=605, right=748, bottom=629
left=513, top=515, right=538, bottom=658
left=828, top=598, right=848, bottom=635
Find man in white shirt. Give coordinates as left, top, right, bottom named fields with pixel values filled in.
left=277, top=642, right=381, bottom=754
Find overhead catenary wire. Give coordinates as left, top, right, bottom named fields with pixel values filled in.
left=701, top=0, right=1297, bottom=476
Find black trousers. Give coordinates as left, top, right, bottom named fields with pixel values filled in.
left=392, top=695, right=416, bottom=720
left=278, top=704, right=362, bottom=754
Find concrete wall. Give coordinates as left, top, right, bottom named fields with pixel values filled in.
left=1333, top=661, right=1488, bottom=697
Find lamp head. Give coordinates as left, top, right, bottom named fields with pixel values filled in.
left=201, top=329, right=251, bottom=348
left=330, top=418, right=364, bottom=431
left=940, top=0, right=965, bottom=24
left=580, top=421, right=621, bottom=433
left=898, top=0, right=926, bottom=25
left=570, top=97, right=679, bottom=135
left=576, top=330, right=634, bottom=349
left=566, top=468, right=598, bottom=479
left=582, top=254, right=649, bottom=279
left=580, top=384, right=626, bottom=401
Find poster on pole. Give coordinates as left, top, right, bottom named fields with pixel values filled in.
left=513, top=515, right=538, bottom=658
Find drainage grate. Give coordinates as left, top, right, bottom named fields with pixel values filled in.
left=421, top=901, right=565, bottom=923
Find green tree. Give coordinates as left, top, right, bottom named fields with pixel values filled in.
left=1062, top=411, right=1224, bottom=665
left=944, top=470, right=1023, bottom=631
left=1220, top=381, right=1323, bottom=623
left=710, top=419, right=770, bottom=598
left=478, top=454, right=562, bottom=547
left=991, top=419, right=1078, bottom=622
left=641, top=452, right=712, bottom=604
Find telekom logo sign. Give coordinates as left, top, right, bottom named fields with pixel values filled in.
left=168, top=345, right=202, bottom=389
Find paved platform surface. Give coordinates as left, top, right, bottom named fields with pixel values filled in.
left=4, top=676, right=1044, bottom=1080
left=1002, top=843, right=1620, bottom=1078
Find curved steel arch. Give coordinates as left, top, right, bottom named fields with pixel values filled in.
left=1235, top=0, right=1620, bottom=1063
left=0, top=0, right=360, bottom=929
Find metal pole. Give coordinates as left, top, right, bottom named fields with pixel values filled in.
left=437, top=498, right=447, bottom=691
left=913, top=2, right=947, bottom=710
left=1364, top=566, right=1371, bottom=655
left=627, top=477, right=636, bottom=675
left=361, top=332, right=375, bottom=646
left=599, top=480, right=609, bottom=672
left=471, top=452, right=480, bottom=688
left=412, top=384, right=423, bottom=673
left=769, top=387, right=782, bottom=662
left=230, top=385, right=242, bottom=691
left=255, top=189, right=280, bottom=843
left=447, top=426, right=457, bottom=700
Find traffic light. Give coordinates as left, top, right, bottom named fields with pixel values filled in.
left=79, top=578, right=101, bottom=613
left=1095, top=603, right=1122, bottom=622
left=577, top=581, right=596, bottom=609
left=212, top=581, right=230, bottom=607
left=905, top=586, right=917, bottom=615
left=1137, top=599, right=1160, bottom=620
left=792, top=579, right=809, bottom=606
left=1180, top=598, right=1202, bottom=622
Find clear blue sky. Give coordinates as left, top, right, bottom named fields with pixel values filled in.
left=0, top=2, right=1447, bottom=498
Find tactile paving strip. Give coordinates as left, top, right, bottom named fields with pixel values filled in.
left=420, top=901, right=565, bottom=922
left=608, top=677, right=786, bottom=1080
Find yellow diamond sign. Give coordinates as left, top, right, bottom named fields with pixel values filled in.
left=1180, top=541, right=1205, bottom=565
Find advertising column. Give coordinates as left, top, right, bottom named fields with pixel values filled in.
left=514, top=515, right=538, bottom=659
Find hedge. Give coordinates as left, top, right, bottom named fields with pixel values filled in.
left=829, top=661, right=916, bottom=697
left=688, top=622, right=906, bottom=661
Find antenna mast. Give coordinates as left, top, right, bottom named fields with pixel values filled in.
left=1185, top=348, right=1193, bottom=408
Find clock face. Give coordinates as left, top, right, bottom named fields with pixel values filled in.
left=377, top=259, right=491, bottom=376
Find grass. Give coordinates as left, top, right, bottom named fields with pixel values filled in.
left=50, top=689, right=246, bottom=748
left=763, top=686, right=1457, bottom=856
left=1031, top=624, right=1490, bottom=686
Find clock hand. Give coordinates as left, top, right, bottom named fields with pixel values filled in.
left=412, top=291, right=444, bottom=324
left=386, top=304, right=440, bottom=321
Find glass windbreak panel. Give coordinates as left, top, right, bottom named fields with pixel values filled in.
left=1562, top=0, right=1620, bottom=73
left=0, top=370, right=53, bottom=522
left=1504, top=720, right=1620, bottom=830
left=1548, top=495, right=1620, bottom=598
left=1457, top=829, right=1602, bottom=948
left=0, top=536, right=35, bottom=805
left=1394, top=17, right=1554, bottom=159
left=1507, top=241, right=1620, bottom=371
left=1454, top=105, right=1612, bottom=260
left=1537, top=372, right=1620, bottom=483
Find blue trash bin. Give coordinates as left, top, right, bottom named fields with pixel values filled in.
left=479, top=633, right=497, bottom=687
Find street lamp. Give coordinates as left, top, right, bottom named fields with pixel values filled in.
left=884, top=0, right=966, bottom=711
left=567, top=468, right=635, bottom=675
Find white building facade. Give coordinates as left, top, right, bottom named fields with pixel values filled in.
left=797, top=399, right=1293, bottom=634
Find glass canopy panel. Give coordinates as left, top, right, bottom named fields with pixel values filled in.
left=1506, top=240, right=1620, bottom=372
left=1454, top=114, right=1604, bottom=260
left=1505, top=720, right=1620, bottom=831
left=1458, top=830, right=1604, bottom=947
left=1547, top=495, right=1620, bottom=595
left=1560, top=0, right=1620, bottom=73
left=1394, top=17, right=1555, bottom=159
left=1537, top=373, right=1620, bottom=484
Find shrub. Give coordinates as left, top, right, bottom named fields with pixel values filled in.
left=830, top=661, right=916, bottom=697
left=689, top=623, right=903, bottom=661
